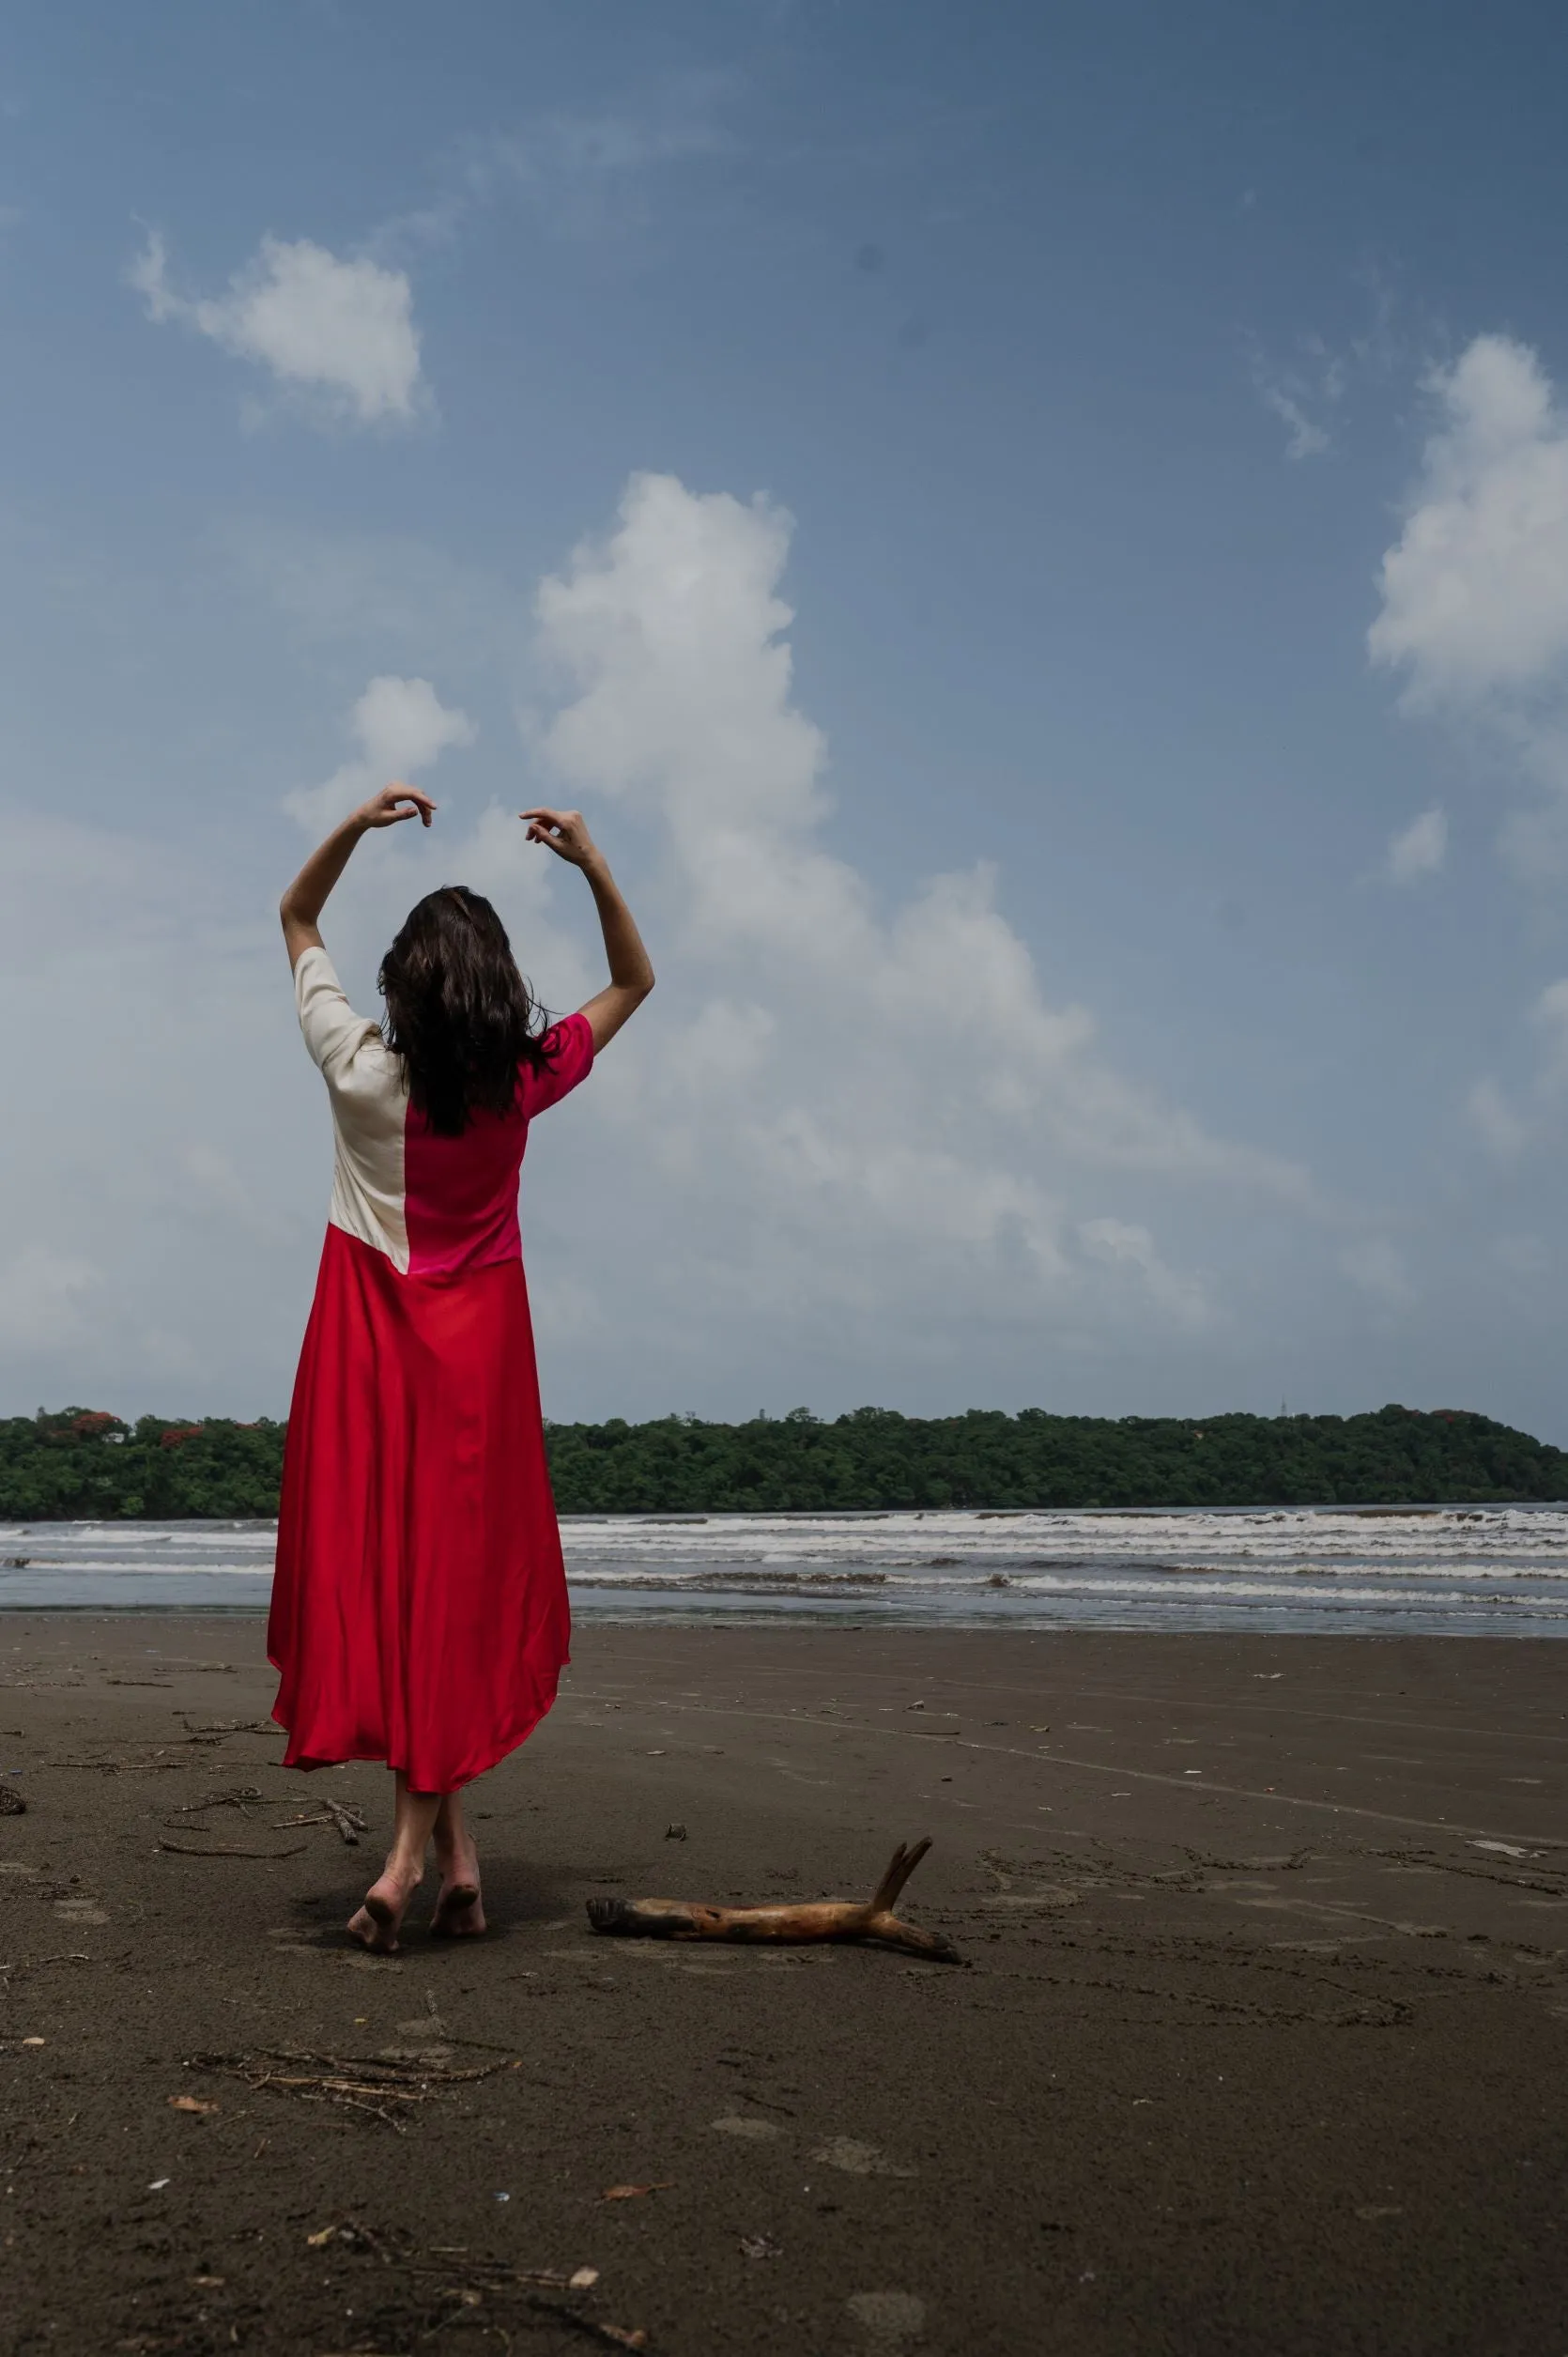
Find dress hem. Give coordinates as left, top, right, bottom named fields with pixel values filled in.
left=267, top=1677, right=564, bottom=1795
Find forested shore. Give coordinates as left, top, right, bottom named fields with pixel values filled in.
left=1, top=1402, right=1564, bottom=1518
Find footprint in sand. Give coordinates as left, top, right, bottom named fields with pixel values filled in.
left=846, top=2290, right=926, bottom=2345
left=812, top=2137, right=916, bottom=2180
left=54, top=1898, right=109, bottom=1924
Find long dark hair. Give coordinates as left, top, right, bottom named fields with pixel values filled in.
left=379, top=886, right=552, bottom=1136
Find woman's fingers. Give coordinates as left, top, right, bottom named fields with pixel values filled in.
left=519, top=807, right=591, bottom=861
left=366, top=783, right=437, bottom=828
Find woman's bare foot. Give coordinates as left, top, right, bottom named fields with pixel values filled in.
left=430, top=1790, right=484, bottom=1936
left=430, top=1874, right=486, bottom=1937
left=430, top=1828, right=484, bottom=1936
left=346, top=1856, right=423, bottom=1953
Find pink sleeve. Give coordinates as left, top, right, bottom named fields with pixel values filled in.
left=519, top=1011, right=595, bottom=1117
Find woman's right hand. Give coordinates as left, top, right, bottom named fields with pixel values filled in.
left=354, top=782, right=437, bottom=830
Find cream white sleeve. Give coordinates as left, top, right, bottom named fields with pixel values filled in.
left=295, top=945, right=382, bottom=1079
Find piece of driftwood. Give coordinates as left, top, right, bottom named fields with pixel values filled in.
left=586, top=1836, right=962, bottom=1964
left=271, top=1797, right=365, bottom=1845
left=324, top=1796, right=365, bottom=1845
left=158, top=1840, right=307, bottom=1860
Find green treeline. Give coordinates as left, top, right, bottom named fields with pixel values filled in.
left=0, top=1411, right=286, bottom=1521
left=1, top=1402, right=1565, bottom=1520
left=544, top=1404, right=1568, bottom=1510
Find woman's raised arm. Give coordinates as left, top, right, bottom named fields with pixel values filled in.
left=520, top=807, right=654, bottom=1051
left=279, top=784, right=436, bottom=971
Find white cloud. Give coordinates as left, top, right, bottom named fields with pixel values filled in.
left=1371, top=336, right=1568, bottom=704
left=527, top=471, right=1317, bottom=1348
left=1386, top=805, right=1447, bottom=883
left=0, top=478, right=1342, bottom=1414
left=284, top=675, right=475, bottom=833
left=1369, top=335, right=1568, bottom=875
left=129, top=230, right=425, bottom=428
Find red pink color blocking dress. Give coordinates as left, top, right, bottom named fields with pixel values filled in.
left=268, top=945, right=592, bottom=1793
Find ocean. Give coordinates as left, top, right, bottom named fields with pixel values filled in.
left=3, top=1504, right=1568, bottom=1634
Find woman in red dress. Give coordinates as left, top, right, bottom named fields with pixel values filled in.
left=269, top=784, right=653, bottom=1951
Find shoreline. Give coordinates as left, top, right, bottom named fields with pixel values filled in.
left=4, top=1615, right=1568, bottom=2350
left=9, top=1503, right=1568, bottom=1640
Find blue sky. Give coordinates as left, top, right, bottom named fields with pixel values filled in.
left=6, top=0, right=1568, bottom=1435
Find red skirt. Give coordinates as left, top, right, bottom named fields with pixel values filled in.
left=268, top=1225, right=571, bottom=1792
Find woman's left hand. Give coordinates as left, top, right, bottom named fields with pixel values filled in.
left=520, top=807, right=601, bottom=869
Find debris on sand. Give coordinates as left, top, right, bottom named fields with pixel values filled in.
left=157, top=1840, right=307, bottom=1859
left=298, top=2225, right=637, bottom=2346
left=323, top=1795, right=365, bottom=1844
left=184, top=2047, right=516, bottom=2132
left=270, top=1795, right=367, bottom=1845
left=165, top=1786, right=264, bottom=1819
left=587, top=1836, right=963, bottom=1964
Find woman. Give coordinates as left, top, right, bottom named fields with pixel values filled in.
left=268, top=784, right=653, bottom=1951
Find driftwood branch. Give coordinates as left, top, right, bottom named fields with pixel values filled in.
left=586, top=1836, right=961, bottom=1964
left=157, top=1841, right=308, bottom=1859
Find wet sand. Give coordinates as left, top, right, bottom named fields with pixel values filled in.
left=3, top=1614, right=1567, bottom=2355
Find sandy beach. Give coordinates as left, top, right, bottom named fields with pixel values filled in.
left=3, top=1615, right=1567, bottom=2354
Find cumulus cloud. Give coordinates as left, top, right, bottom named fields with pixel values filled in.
left=0, top=477, right=1337, bottom=1413
left=526, top=472, right=1316, bottom=1352
left=1386, top=805, right=1448, bottom=883
left=129, top=230, right=425, bottom=427
left=1370, top=334, right=1568, bottom=876
left=1371, top=336, right=1568, bottom=704
left=284, top=675, right=475, bottom=833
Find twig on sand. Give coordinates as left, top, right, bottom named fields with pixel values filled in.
left=269, top=1797, right=367, bottom=1844
left=166, top=1786, right=264, bottom=1820
left=177, top=1720, right=276, bottom=1738
left=304, top=2222, right=644, bottom=2350
left=186, top=2048, right=516, bottom=2132
left=587, top=1835, right=963, bottom=1964
left=0, top=1952, right=92, bottom=1979
left=157, top=1840, right=308, bottom=1859
left=517, top=2300, right=648, bottom=2349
